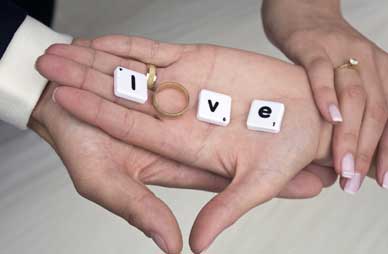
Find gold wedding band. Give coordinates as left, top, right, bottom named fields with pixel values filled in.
left=335, top=58, right=359, bottom=71
left=146, top=64, right=157, bottom=90
left=152, top=82, right=190, bottom=118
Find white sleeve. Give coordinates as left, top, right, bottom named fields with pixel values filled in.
left=0, top=16, right=73, bottom=129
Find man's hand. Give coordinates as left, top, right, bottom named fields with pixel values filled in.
left=262, top=0, right=388, bottom=192
left=35, top=36, right=337, bottom=252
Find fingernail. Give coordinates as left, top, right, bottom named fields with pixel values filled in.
left=383, top=172, right=388, bottom=189
left=329, top=104, right=343, bottom=122
left=344, top=173, right=362, bottom=194
left=52, top=88, right=58, bottom=103
left=199, top=247, right=209, bottom=254
left=150, top=233, right=168, bottom=253
left=341, top=153, right=355, bottom=178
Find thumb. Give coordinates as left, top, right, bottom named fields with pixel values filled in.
left=64, top=161, right=183, bottom=254
left=189, top=169, right=287, bottom=253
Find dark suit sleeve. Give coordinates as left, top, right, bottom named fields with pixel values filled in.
left=0, top=1, right=27, bottom=59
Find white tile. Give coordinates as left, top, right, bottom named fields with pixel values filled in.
left=113, top=66, right=148, bottom=104
left=197, top=89, right=232, bottom=126
left=247, top=100, right=285, bottom=133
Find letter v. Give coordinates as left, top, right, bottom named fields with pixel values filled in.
left=208, top=100, right=219, bottom=112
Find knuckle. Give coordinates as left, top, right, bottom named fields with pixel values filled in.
left=249, top=169, right=287, bottom=199
left=75, top=183, right=90, bottom=198
left=74, top=179, right=97, bottom=199
left=284, top=30, right=314, bottom=53
left=93, top=96, right=105, bottom=124
left=148, top=40, right=161, bottom=62
left=125, top=192, right=155, bottom=226
left=379, top=143, right=388, bottom=158
left=353, top=40, right=377, bottom=62
left=343, top=85, right=366, bottom=101
left=80, top=67, right=92, bottom=90
left=315, top=85, right=335, bottom=98
left=119, top=110, right=136, bottom=141
left=357, top=152, right=373, bottom=169
left=355, top=40, right=375, bottom=55
left=308, top=57, right=331, bottom=71
left=368, top=101, right=388, bottom=124
left=285, top=30, right=306, bottom=46
left=342, top=132, right=358, bottom=146
left=89, top=48, right=97, bottom=68
left=133, top=191, right=155, bottom=205
left=125, top=36, right=134, bottom=56
left=325, top=31, right=343, bottom=43
left=73, top=38, right=91, bottom=47
left=45, top=43, right=65, bottom=54
left=119, top=58, right=131, bottom=70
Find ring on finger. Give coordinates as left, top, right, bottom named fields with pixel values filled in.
left=146, top=64, right=157, bottom=90
left=335, top=58, right=360, bottom=72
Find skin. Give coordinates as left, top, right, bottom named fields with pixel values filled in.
left=262, top=0, right=388, bottom=190
left=29, top=39, right=337, bottom=254
left=35, top=36, right=340, bottom=253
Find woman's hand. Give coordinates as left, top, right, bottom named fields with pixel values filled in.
left=36, top=36, right=336, bottom=252
left=262, top=0, right=388, bottom=192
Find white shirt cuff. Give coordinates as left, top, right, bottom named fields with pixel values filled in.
left=0, top=16, right=73, bottom=129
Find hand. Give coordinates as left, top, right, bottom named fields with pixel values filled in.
left=262, top=0, right=388, bottom=191
left=30, top=83, right=232, bottom=253
left=36, top=36, right=337, bottom=252
left=31, top=39, right=335, bottom=254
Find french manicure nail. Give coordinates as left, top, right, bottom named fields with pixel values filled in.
left=344, top=173, right=362, bottom=194
left=329, top=104, right=343, bottom=122
left=51, top=88, right=58, bottom=103
left=150, top=233, right=168, bottom=253
left=341, top=153, right=355, bottom=178
left=200, top=247, right=209, bottom=254
left=383, top=172, right=388, bottom=189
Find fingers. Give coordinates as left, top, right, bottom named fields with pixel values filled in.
left=301, top=50, right=342, bottom=123
left=141, top=159, right=229, bottom=193
left=277, top=164, right=338, bottom=199
left=36, top=54, right=157, bottom=116
left=277, top=170, right=323, bottom=199
left=354, top=62, right=388, bottom=181
left=71, top=167, right=182, bottom=253
left=339, top=173, right=365, bottom=195
left=188, top=165, right=337, bottom=252
left=53, top=87, right=185, bottom=161
left=45, top=43, right=147, bottom=76
left=91, top=35, right=185, bottom=66
left=377, top=124, right=388, bottom=189
left=302, top=164, right=338, bottom=187
left=144, top=159, right=334, bottom=199
left=189, top=169, right=287, bottom=253
left=285, top=42, right=342, bottom=123
left=332, top=68, right=366, bottom=180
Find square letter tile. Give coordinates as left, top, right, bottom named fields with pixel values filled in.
left=197, top=89, right=232, bottom=126
left=114, top=66, right=148, bottom=104
left=247, top=100, right=285, bottom=133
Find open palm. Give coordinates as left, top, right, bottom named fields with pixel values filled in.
left=36, top=36, right=335, bottom=253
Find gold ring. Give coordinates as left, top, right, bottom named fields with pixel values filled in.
left=146, top=64, right=157, bottom=90
left=152, top=82, right=190, bottom=118
left=335, top=58, right=359, bottom=71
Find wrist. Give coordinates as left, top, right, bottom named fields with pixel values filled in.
left=28, top=84, right=56, bottom=147
left=262, top=0, right=342, bottom=47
